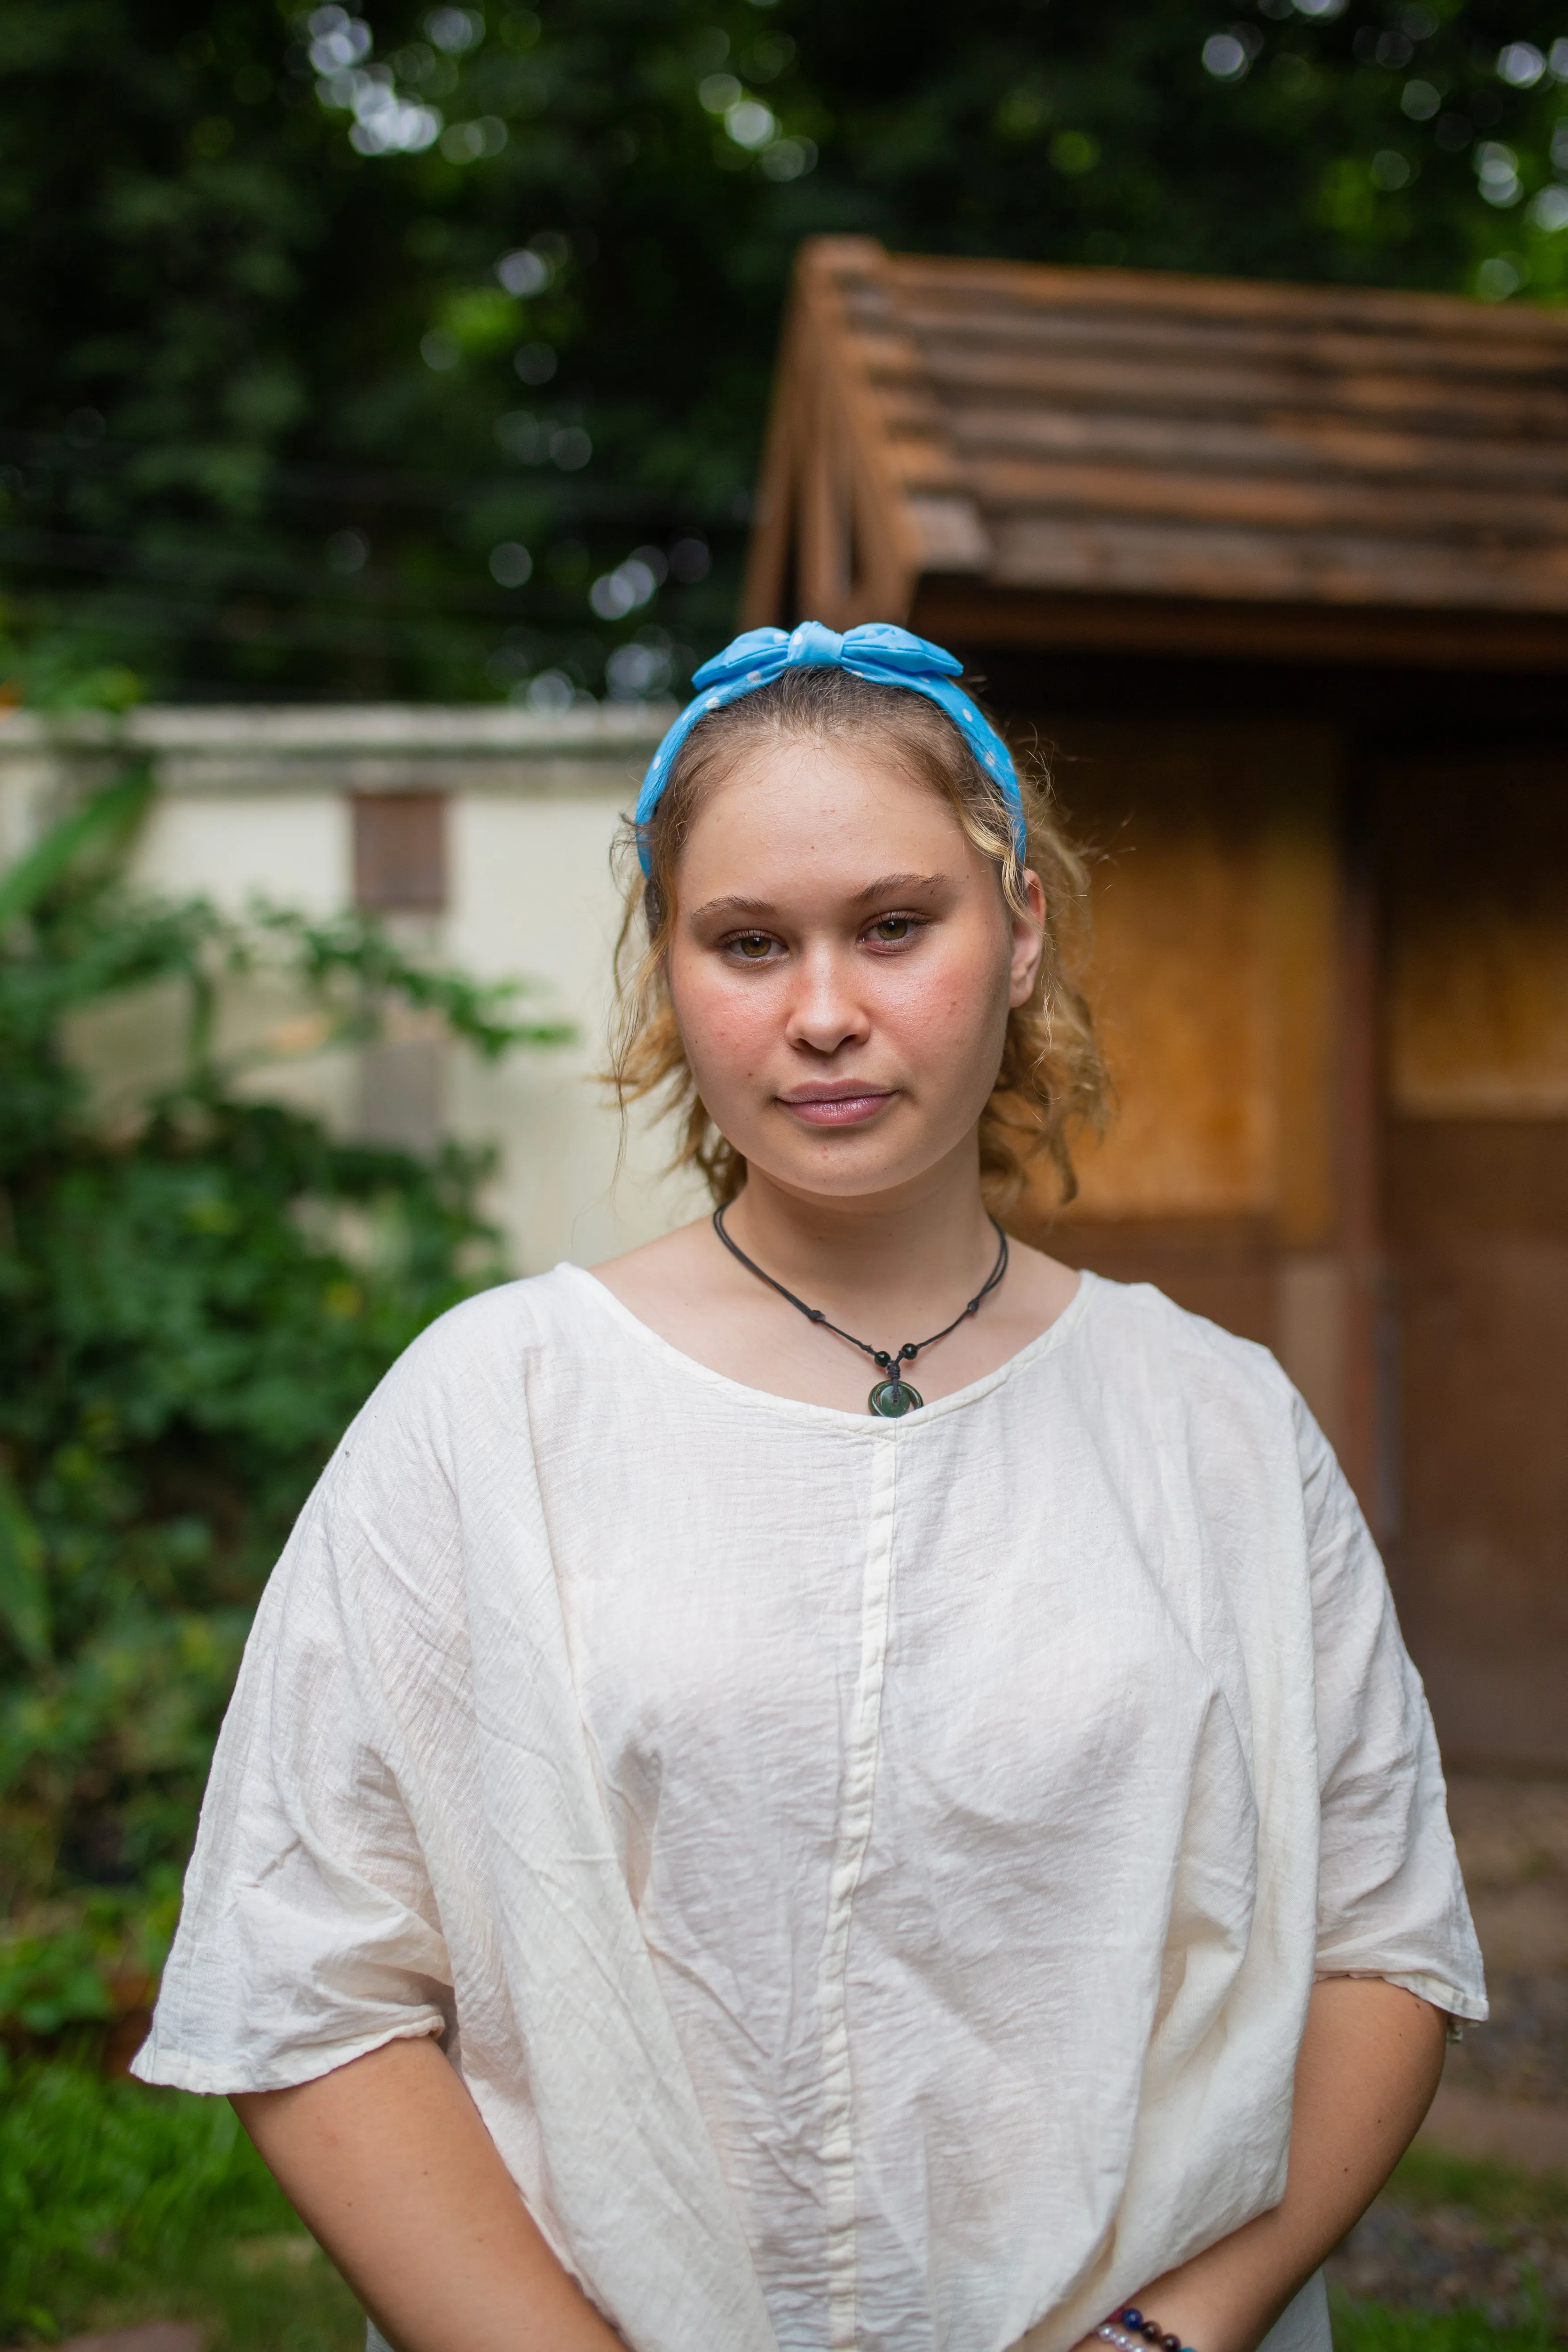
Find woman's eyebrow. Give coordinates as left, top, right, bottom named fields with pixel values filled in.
left=687, top=893, right=778, bottom=923
left=850, top=872, right=948, bottom=903
left=688, top=874, right=952, bottom=925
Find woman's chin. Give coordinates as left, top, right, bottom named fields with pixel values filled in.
left=739, top=1126, right=970, bottom=1205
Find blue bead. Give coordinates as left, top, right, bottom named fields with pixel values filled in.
left=1121, top=2316, right=1142, bottom=2331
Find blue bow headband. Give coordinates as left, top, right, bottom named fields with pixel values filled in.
left=634, top=620, right=1025, bottom=874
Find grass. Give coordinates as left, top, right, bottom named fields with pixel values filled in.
left=1383, top=2142, right=1568, bottom=2228
left=1324, top=2145, right=1568, bottom=2351
left=0, top=2053, right=363, bottom=2348
left=1332, top=2301, right=1558, bottom=2352
left=2, top=2054, right=1563, bottom=2352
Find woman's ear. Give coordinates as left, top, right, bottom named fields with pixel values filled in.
left=1008, top=868, right=1047, bottom=1008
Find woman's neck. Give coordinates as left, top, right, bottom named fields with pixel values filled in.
left=591, top=1139, right=1078, bottom=1414
left=721, top=1147, right=1000, bottom=1331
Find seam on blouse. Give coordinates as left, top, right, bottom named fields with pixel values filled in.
left=1315, top=1967, right=1484, bottom=2032
left=820, top=1433, right=898, bottom=2352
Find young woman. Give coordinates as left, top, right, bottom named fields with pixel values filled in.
left=135, top=621, right=1485, bottom=2352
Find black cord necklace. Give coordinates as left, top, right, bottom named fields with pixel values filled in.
left=711, top=1207, right=1010, bottom=1417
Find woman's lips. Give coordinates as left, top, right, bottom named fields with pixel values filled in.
left=778, top=1089, right=896, bottom=1127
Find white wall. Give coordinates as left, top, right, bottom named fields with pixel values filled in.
left=0, top=704, right=708, bottom=1274
left=137, top=790, right=350, bottom=915
left=448, top=788, right=708, bottom=1268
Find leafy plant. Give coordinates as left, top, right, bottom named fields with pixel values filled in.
left=0, top=772, right=567, bottom=2036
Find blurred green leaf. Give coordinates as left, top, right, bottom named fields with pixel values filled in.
left=0, top=1466, right=50, bottom=1667
left=0, top=767, right=152, bottom=935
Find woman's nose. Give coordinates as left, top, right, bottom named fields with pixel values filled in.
left=784, top=945, right=871, bottom=1055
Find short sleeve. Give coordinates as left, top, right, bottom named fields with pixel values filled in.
left=1300, top=1394, right=1487, bottom=2023
left=131, top=1454, right=453, bottom=2095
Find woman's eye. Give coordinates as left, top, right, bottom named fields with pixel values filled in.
left=729, top=933, right=775, bottom=961
left=868, top=915, right=916, bottom=944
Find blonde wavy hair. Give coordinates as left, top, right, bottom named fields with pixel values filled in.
left=607, top=665, right=1108, bottom=1214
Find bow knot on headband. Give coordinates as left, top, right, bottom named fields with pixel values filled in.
left=633, top=620, right=1024, bottom=873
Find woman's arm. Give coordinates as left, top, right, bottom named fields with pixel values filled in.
left=232, top=2036, right=624, bottom=2352
left=1089, top=1976, right=1446, bottom=2352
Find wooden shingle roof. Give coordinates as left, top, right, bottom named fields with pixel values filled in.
left=742, top=236, right=1568, bottom=669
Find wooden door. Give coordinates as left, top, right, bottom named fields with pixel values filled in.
left=1008, top=717, right=1353, bottom=1461
left=1379, top=757, right=1568, bottom=1766
left=1005, top=721, right=1567, bottom=1768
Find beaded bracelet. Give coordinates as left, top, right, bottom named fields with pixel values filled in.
left=1096, top=2306, right=1199, bottom=2352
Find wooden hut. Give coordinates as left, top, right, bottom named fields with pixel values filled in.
left=744, top=235, right=1568, bottom=1768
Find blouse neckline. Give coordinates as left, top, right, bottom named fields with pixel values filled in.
left=555, top=1259, right=1097, bottom=1433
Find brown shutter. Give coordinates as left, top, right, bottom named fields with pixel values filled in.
left=352, top=792, right=447, bottom=912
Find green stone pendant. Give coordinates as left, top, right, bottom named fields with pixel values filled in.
left=868, top=1376, right=923, bottom=1417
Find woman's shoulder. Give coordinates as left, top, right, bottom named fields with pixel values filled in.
left=338, top=1265, right=607, bottom=1452
left=1074, top=1273, right=1349, bottom=1546
left=1075, top=1268, right=1296, bottom=1413
left=390, top=1263, right=604, bottom=1381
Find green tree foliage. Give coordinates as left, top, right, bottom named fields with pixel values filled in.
left=2, top=0, right=1566, bottom=706
left=0, top=772, right=565, bottom=2035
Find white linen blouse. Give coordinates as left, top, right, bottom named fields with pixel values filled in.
left=135, top=1267, right=1485, bottom=2352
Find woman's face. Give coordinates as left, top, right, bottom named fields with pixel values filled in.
left=664, top=735, right=1045, bottom=1204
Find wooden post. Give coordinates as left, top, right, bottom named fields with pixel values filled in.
left=1263, top=736, right=1385, bottom=1522
left=1265, top=732, right=1349, bottom=1459
left=1336, top=776, right=1387, bottom=1529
